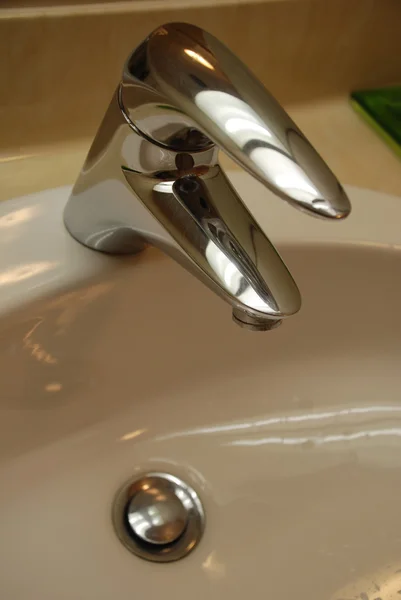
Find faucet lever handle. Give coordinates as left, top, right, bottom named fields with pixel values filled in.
left=123, top=22, right=351, bottom=220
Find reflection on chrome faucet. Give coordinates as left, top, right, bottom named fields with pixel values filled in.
left=64, top=22, right=351, bottom=331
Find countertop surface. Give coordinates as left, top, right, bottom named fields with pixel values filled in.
left=1, top=96, right=400, bottom=202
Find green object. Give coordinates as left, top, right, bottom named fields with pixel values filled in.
left=351, top=86, right=401, bottom=158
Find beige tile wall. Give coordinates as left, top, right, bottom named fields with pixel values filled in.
left=1, top=0, right=401, bottom=154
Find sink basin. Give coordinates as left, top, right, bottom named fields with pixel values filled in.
left=1, top=172, right=400, bottom=599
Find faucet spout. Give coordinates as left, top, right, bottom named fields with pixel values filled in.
left=63, top=22, right=351, bottom=331
left=123, top=165, right=301, bottom=322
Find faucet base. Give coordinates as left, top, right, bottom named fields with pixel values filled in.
left=63, top=213, right=148, bottom=256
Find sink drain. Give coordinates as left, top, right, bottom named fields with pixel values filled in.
left=112, top=473, right=205, bottom=562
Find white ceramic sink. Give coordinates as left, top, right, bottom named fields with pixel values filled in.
left=1, top=172, right=401, bottom=599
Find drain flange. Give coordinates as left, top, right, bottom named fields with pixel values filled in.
left=112, top=472, right=205, bottom=562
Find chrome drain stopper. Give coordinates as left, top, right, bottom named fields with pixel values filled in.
left=112, top=473, right=205, bottom=562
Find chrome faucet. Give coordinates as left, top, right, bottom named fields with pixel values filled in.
left=64, top=22, right=351, bottom=331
